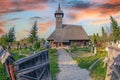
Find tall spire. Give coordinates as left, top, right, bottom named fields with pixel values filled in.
left=55, top=3, right=64, bottom=29
left=58, top=3, right=61, bottom=12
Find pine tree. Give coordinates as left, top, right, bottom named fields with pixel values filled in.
left=101, top=27, right=107, bottom=42
left=93, top=33, right=97, bottom=45
left=110, top=16, right=120, bottom=42
left=29, top=21, right=38, bottom=44
left=0, top=34, right=8, bottom=48
left=7, top=27, right=15, bottom=43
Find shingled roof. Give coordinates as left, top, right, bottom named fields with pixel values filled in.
left=47, top=24, right=89, bottom=42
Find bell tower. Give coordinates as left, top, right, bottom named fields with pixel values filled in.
left=55, top=3, right=64, bottom=29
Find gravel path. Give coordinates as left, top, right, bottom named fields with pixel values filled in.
left=56, top=49, right=91, bottom=80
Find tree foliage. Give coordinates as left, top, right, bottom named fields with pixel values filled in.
left=33, top=41, right=41, bottom=49
left=6, top=27, right=15, bottom=43
left=110, top=16, right=120, bottom=42
left=29, top=21, right=38, bottom=44
left=101, top=27, right=107, bottom=42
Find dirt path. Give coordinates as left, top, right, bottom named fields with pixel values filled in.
left=56, top=49, right=91, bottom=80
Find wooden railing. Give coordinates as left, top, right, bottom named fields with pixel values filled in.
left=14, top=50, right=51, bottom=80
left=105, top=46, right=120, bottom=80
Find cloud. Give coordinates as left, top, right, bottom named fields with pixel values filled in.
left=90, top=16, right=120, bottom=25
left=29, top=16, right=43, bottom=21
left=66, top=1, right=93, bottom=9
left=8, top=18, right=21, bottom=21
left=0, top=0, right=48, bottom=14
left=90, top=19, right=110, bottom=25
left=100, top=3, right=120, bottom=9
left=65, top=0, right=120, bottom=23
left=0, top=21, right=6, bottom=34
left=38, top=20, right=54, bottom=34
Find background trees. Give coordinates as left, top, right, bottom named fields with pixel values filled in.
left=110, top=16, right=120, bottom=42
left=101, top=27, right=107, bottom=42
left=6, top=27, right=15, bottom=43
left=29, top=21, right=38, bottom=44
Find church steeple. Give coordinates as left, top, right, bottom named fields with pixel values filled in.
left=55, top=3, right=64, bottom=29
left=58, top=3, right=61, bottom=12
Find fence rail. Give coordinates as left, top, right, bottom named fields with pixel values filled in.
left=14, top=50, right=51, bottom=80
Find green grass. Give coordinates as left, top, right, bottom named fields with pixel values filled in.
left=91, top=60, right=107, bottom=80
left=0, top=63, right=8, bottom=80
left=74, top=50, right=107, bottom=80
left=77, top=47, right=91, bottom=52
left=75, top=56, right=97, bottom=69
left=49, top=49, right=59, bottom=80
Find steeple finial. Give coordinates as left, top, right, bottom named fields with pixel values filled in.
left=58, top=3, right=61, bottom=12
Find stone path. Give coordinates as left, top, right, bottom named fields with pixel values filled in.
left=56, top=49, right=91, bottom=80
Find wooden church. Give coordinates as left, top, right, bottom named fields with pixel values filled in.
left=47, top=4, right=89, bottom=48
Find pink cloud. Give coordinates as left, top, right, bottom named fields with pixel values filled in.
left=0, top=0, right=48, bottom=14
left=38, top=21, right=54, bottom=34
left=0, top=21, right=6, bottom=34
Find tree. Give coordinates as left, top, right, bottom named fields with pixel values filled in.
left=7, top=27, right=15, bottom=43
left=101, top=27, right=107, bottom=42
left=33, top=41, right=40, bottom=49
left=93, top=33, right=97, bottom=45
left=29, top=21, right=38, bottom=44
left=0, top=34, right=8, bottom=48
left=110, top=16, right=120, bottom=42
left=96, top=33, right=100, bottom=42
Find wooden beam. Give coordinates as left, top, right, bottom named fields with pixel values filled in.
left=38, top=66, right=46, bottom=80
left=20, top=75, right=37, bottom=80
left=17, top=62, right=49, bottom=76
left=111, top=65, right=120, bottom=79
left=14, top=50, right=48, bottom=64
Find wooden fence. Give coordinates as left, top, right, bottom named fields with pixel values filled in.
left=105, top=47, right=120, bottom=80
left=14, top=50, right=51, bottom=80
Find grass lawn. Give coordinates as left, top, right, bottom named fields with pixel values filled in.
left=49, top=49, right=59, bottom=80
left=74, top=49, right=107, bottom=80
left=90, top=60, right=107, bottom=80
left=0, top=63, right=8, bottom=80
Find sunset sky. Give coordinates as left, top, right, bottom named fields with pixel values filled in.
left=0, top=0, right=120, bottom=40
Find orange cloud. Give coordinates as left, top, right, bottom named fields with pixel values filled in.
left=0, top=21, right=6, bottom=34
left=65, top=0, right=120, bottom=23
left=38, top=21, right=54, bottom=34
left=90, top=17, right=120, bottom=25
left=116, top=18, right=120, bottom=22
left=67, top=3, right=120, bottom=23
left=90, top=19, right=110, bottom=25
left=104, top=0, right=120, bottom=4
left=0, top=0, right=48, bottom=14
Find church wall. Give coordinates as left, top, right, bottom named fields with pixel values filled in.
left=48, top=40, right=89, bottom=48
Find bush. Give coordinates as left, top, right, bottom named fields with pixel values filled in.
left=33, top=41, right=40, bottom=49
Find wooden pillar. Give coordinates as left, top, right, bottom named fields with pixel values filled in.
left=61, top=42, right=63, bottom=47
left=9, top=64, right=15, bottom=80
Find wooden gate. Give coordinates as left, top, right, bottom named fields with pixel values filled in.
left=14, top=50, right=51, bottom=80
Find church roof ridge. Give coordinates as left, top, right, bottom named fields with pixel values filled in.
left=62, top=24, right=82, bottom=27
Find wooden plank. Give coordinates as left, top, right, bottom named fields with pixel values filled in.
left=17, top=62, right=49, bottom=75
left=20, top=75, right=37, bottom=80
left=15, top=50, right=50, bottom=80
left=14, top=50, right=48, bottom=64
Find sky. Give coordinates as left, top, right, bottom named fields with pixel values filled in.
left=0, top=0, right=120, bottom=40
